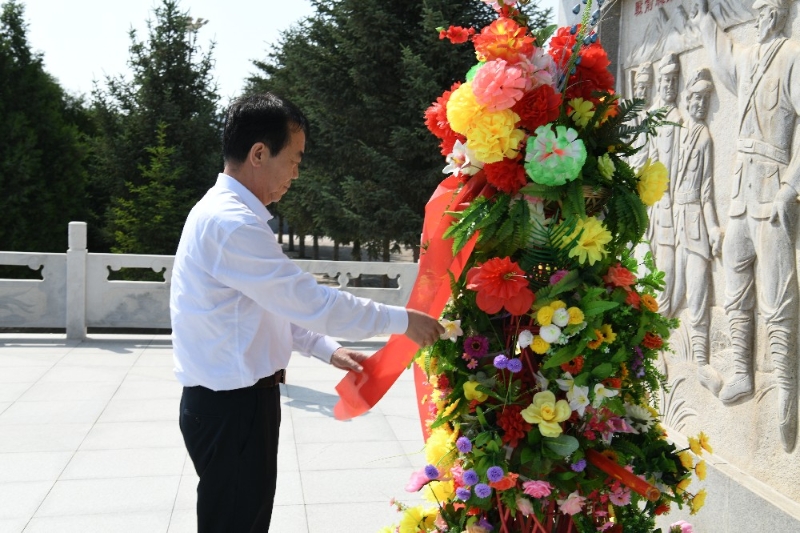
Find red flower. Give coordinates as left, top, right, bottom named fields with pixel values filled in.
left=548, top=25, right=615, bottom=103
left=511, top=84, right=562, bottom=132
left=424, top=81, right=466, bottom=156
left=642, top=332, right=663, bottom=350
left=473, top=18, right=535, bottom=64
left=489, top=472, right=519, bottom=491
left=603, top=263, right=636, bottom=291
left=466, top=257, right=535, bottom=315
left=603, top=377, right=622, bottom=389
left=560, top=356, right=584, bottom=374
left=483, top=156, right=527, bottom=194
left=625, top=290, right=641, bottom=310
left=439, top=25, right=475, bottom=44
left=497, top=404, right=533, bottom=448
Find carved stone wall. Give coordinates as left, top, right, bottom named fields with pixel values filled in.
left=604, top=0, right=800, bottom=521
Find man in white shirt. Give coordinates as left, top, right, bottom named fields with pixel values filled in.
left=171, top=92, right=444, bottom=532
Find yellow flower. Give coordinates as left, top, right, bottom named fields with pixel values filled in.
left=600, top=324, right=616, bottom=344
left=424, top=479, right=455, bottom=503
left=399, top=505, right=436, bottom=533
left=597, top=153, right=615, bottom=179
left=641, top=293, right=659, bottom=312
left=567, top=306, right=584, bottom=325
left=688, top=436, right=702, bottom=456
left=675, top=477, right=691, bottom=494
left=690, top=489, right=707, bottom=515
left=695, top=460, right=707, bottom=481
left=536, top=306, right=554, bottom=326
left=425, top=426, right=456, bottom=470
left=467, top=109, right=525, bottom=163
left=446, top=82, right=485, bottom=135
left=521, top=390, right=571, bottom=437
left=463, top=381, right=489, bottom=403
left=636, top=159, right=669, bottom=206
left=679, top=451, right=694, bottom=470
left=699, top=431, right=713, bottom=453
left=531, top=335, right=550, bottom=354
left=550, top=300, right=567, bottom=310
left=440, top=399, right=460, bottom=418
left=587, top=329, right=604, bottom=350
left=563, top=217, right=612, bottom=266
left=568, top=97, right=595, bottom=128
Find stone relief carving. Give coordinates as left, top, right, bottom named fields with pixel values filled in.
left=645, top=53, right=683, bottom=317
left=693, top=0, right=800, bottom=452
left=627, top=62, right=654, bottom=170
left=671, top=67, right=725, bottom=395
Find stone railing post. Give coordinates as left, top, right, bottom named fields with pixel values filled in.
left=66, top=222, right=87, bottom=339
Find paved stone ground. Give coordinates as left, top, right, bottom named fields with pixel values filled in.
left=0, top=334, right=427, bottom=532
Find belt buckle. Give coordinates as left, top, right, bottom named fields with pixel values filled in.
left=278, top=369, right=286, bottom=384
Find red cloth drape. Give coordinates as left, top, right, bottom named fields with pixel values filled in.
left=333, top=173, right=487, bottom=431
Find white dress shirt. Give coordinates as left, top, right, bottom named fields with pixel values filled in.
left=171, top=173, right=409, bottom=390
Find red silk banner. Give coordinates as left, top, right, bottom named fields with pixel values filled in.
left=333, top=173, right=487, bottom=425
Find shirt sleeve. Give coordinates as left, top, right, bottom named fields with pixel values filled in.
left=290, top=324, right=342, bottom=363
left=210, top=222, right=409, bottom=340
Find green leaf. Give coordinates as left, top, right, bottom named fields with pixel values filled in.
left=591, top=362, right=613, bottom=379
left=582, top=300, right=620, bottom=317
left=544, top=435, right=580, bottom=456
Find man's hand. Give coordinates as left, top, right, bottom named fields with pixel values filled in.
left=769, top=184, right=799, bottom=235
left=331, top=347, right=370, bottom=373
left=405, top=309, right=445, bottom=347
left=709, top=226, right=723, bottom=257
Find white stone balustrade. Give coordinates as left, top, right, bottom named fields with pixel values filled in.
left=0, top=222, right=418, bottom=339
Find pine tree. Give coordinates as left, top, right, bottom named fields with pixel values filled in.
left=0, top=1, right=88, bottom=253
left=92, top=0, right=221, bottom=253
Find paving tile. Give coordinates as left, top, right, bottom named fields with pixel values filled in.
left=114, top=375, right=182, bottom=400
left=374, top=394, right=419, bottom=417
left=283, top=382, right=340, bottom=409
left=127, top=365, right=179, bottom=381
left=0, top=382, right=31, bottom=402
left=167, top=509, right=196, bottom=533
left=274, top=469, right=304, bottom=506
left=306, top=501, right=406, bottom=533
left=97, top=397, right=178, bottom=423
left=0, top=399, right=107, bottom=425
left=0, top=481, right=53, bottom=519
left=0, top=366, right=49, bottom=384
left=0, top=402, right=9, bottom=416
left=0, top=353, right=62, bottom=367
left=24, top=512, right=172, bottom=533
left=296, top=441, right=411, bottom=471
left=278, top=437, right=299, bottom=472
left=385, top=414, right=425, bottom=443
left=134, top=353, right=174, bottom=367
left=0, top=451, right=72, bottom=483
left=173, top=474, right=197, bottom=510
left=35, top=476, right=181, bottom=516
left=38, top=365, right=129, bottom=384
left=60, top=447, right=186, bottom=479
left=292, top=410, right=395, bottom=443
left=0, top=423, right=92, bottom=453
left=80, top=421, right=184, bottom=450
left=56, top=352, right=138, bottom=367
left=300, top=468, right=419, bottom=504
left=270, top=504, right=309, bottom=532
left=16, top=381, right=118, bottom=402
left=0, top=518, right=27, bottom=533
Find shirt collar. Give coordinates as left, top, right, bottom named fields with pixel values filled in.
left=216, top=173, right=274, bottom=222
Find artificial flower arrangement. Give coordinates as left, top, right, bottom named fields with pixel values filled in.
left=382, top=0, right=710, bottom=532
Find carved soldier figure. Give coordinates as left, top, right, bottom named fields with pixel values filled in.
left=672, top=68, right=724, bottom=395
left=629, top=63, right=654, bottom=170
left=647, top=53, right=683, bottom=317
left=694, top=0, right=800, bottom=451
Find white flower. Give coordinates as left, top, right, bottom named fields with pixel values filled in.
left=534, top=371, right=549, bottom=391
left=539, top=324, right=561, bottom=344
left=568, top=385, right=590, bottom=417
left=556, top=372, right=574, bottom=392
left=593, top=382, right=619, bottom=407
left=442, top=139, right=483, bottom=176
left=624, top=403, right=655, bottom=433
left=552, top=308, right=570, bottom=328
left=517, top=330, right=534, bottom=349
left=439, top=319, right=463, bottom=342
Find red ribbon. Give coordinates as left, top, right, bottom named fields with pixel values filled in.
left=333, top=173, right=487, bottom=426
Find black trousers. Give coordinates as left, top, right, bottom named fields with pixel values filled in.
left=180, top=382, right=281, bottom=532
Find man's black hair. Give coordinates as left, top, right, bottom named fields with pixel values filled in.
left=222, top=92, right=309, bottom=164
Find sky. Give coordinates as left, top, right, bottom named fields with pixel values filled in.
left=21, top=0, right=558, bottom=104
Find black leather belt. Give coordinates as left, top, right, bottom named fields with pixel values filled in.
left=253, top=369, right=286, bottom=388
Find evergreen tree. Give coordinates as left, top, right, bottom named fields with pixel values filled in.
left=92, top=0, right=221, bottom=253
left=0, top=1, right=88, bottom=252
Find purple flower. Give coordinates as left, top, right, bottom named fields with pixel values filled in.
left=475, top=483, right=492, bottom=498
left=424, top=464, right=439, bottom=479
left=571, top=459, right=587, bottom=472
left=464, top=335, right=489, bottom=358
left=456, top=436, right=472, bottom=453
left=456, top=487, right=471, bottom=501
left=462, top=469, right=479, bottom=486
left=477, top=518, right=494, bottom=530
left=487, top=466, right=504, bottom=483
left=506, top=358, right=523, bottom=373
left=493, top=354, right=509, bottom=369
left=550, top=269, right=570, bottom=285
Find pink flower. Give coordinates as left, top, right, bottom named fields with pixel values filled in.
left=670, top=520, right=694, bottom=533
left=609, top=487, right=631, bottom=506
left=549, top=269, right=570, bottom=285
left=405, top=468, right=430, bottom=492
left=522, top=480, right=553, bottom=498
left=557, top=490, right=586, bottom=515
left=471, top=59, right=530, bottom=111
left=516, top=496, right=534, bottom=517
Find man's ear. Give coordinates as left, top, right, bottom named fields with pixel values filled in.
left=249, top=142, right=271, bottom=167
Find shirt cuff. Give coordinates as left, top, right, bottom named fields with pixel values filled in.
left=384, top=305, right=409, bottom=335
left=312, top=335, right=342, bottom=364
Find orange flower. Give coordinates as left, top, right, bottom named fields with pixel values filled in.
left=602, top=263, right=636, bottom=291
left=600, top=449, right=618, bottom=462
left=489, top=472, right=519, bottom=491
left=560, top=356, right=585, bottom=374
left=641, top=294, right=658, bottom=312
left=473, top=18, right=534, bottom=64
left=603, top=377, right=622, bottom=389
left=642, top=332, right=663, bottom=350
left=654, top=503, right=671, bottom=515
left=466, top=257, right=535, bottom=315
left=625, top=290, right=641, bottom=310
left=587, top=329, right=604, bottom=349
left=439, top=25, right=475, bottom=44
